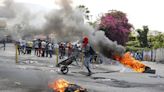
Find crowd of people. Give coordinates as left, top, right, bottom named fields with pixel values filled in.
left=15, top=37, right=101, bottom=76
left=16, top=39, right=54, bottom=58
left=15, top=39, right=83, bottom=59
left=58, top=42, right=81, bottom=59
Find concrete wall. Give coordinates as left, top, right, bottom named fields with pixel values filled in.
left=155, top=48, right=164, bottom=63
left=143, top=48, right=164, bottom=63
left=143, top=51, right=152, bottom=61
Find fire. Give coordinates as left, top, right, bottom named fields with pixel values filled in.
left=114, top=52, right=146, bottom=73
left=48, top=79, right=88, bottom=92
left=48, top=79, right=69, bottom=92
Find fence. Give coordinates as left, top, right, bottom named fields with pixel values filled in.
left=143, top=48, right=164, bottom=63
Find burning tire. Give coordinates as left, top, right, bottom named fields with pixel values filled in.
left=48, top=79, right=88, bottom=92
left=143, top=66, right=156, bottom=74
left=65, top=84, right=88, bottom=92
left=61, top=66, right=69, bottom=74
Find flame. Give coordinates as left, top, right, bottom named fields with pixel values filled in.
left=114, top=52, right=145, bottom=73
left=48, top=79, right=69, bottom=92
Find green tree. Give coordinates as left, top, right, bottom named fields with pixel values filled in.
left=136, top=26, right=149, bottom=47
left=125, top=31, right=142, bottom=52
left=149, top=33, right=164, bottom=49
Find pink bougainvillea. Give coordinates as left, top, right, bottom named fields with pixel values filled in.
left=99, top=10, right=133, bottom=45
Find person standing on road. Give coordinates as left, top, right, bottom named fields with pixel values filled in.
left=26, top=41, right=33, bottom=54
left=3, top=39, right=6, bottom=51
left=34, top=40, right=39, bottom=56
left=48, top=42, right=53, bottom=58
left=67, top=42, right=73, bottom=58
left=45, top=41, right=49, bottom=57
left=29, top=41, right=33, bottom=54
left=73, top=44, right=80, bottom=65
left=59, top=42, right=65, bottom=59
left=38, top=39, right=42, bottom=57
left=41, top=40, right=46, bottom=57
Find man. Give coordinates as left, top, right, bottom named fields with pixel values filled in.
left=26, top=41, right=33, bottom=54
left=45, top=41, right=49, bottom=57
left=29, top=41, right=33, bottom=54
left=41, top=40, right=46, bottom=57
left=59, top=42, right=65, bottom=59
left=73, top=44, right=80, bottom=65
left=48, top=42, right=53, bottom=58
left=34, top=40, right=39, bottom=55
left=82, top=36, right=92, bottom=76
left=19, top=40, right=26, bottom=54
left=3, top=39, right=6, bottom=51
left=67, top=42, right=73, bottom=57
left=38, top=39, right=42, bottom=57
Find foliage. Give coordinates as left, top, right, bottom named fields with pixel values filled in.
left=77, top=5, right=90, bottom=20
left=99, top=10, right=133, bottom=46
left=136, top=26, right=149, bottom=47
left=126, top=40, right=140, bottom=47
left=126, top=29, right=151, bottom=52
left=149, top=33, right=164, bottom=49
left=126, top=46, right=144, bottom=52
left=125, top=33, right=144, bottom=52
left=126, top=26, right=164, bottom=52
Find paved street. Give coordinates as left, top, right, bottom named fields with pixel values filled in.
left=0, top=44, right=164, bottom=92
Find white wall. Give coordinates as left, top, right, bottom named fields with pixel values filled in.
left=155, top=48, right=164, bottom=63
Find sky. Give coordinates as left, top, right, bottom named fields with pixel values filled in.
left=10, top=0, right=164, bottom=32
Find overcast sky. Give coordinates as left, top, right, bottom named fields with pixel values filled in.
left=8, top=0, right=164, bottom=32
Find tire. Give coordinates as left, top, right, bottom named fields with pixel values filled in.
left=143, top=66, right=151, bottom=73
left=61, top=66, right=69, bottom=74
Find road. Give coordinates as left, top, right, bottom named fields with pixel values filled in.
left=0, top=44, right=164, bottom=92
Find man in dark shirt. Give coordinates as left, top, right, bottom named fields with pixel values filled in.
left=3, top=39, right=6, bottom=51
left=38, top=39, right=42, bottom=57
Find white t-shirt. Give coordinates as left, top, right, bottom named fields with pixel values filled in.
left=48, top=43, right=53, bottom=50
left=41, top=41, right=46, bottom=48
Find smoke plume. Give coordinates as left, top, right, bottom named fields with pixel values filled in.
left=0, top=0, right=45, bottom=40
left=0, top=0, right=16, bottom=18
left=0, top=0, right=125, bottom=57
left=44, top=0, right=125, bottom=57
left=44, top=0, right=85, bottom=42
